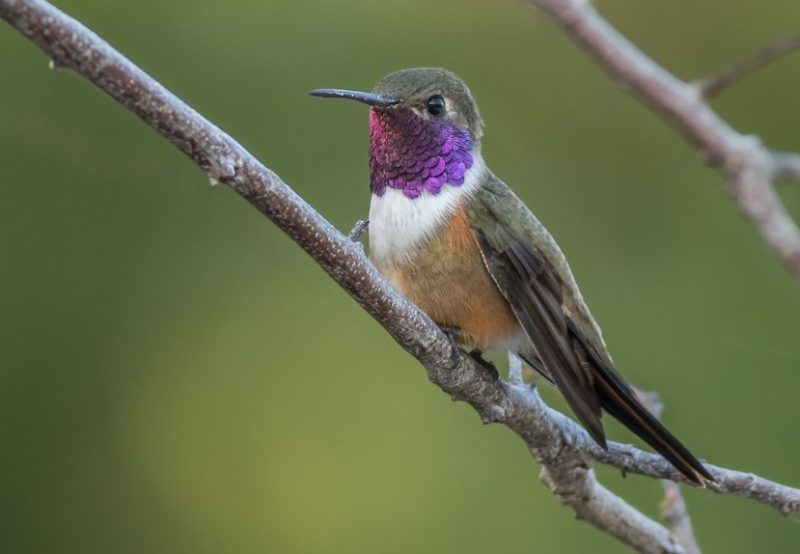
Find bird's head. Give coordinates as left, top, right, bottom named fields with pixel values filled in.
left=311, top=67, right=484, bottom=198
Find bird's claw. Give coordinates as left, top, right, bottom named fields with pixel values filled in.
left=347, top=219, right=369, bottom=244
left=469, top=349, right=500, bottom=382
left=439, top=325, right=463, bottom=369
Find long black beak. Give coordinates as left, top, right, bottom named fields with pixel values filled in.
left=309, top=88, right=399, bottom=107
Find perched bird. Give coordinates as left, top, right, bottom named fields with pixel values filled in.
left=311, top=68, right=712, bottom=484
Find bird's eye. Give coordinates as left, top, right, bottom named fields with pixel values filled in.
left=426, top=95, right=446, bottom=116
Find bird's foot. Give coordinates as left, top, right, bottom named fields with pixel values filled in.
left=468, top=349, right=500, bottom=382
left=439, top=325, right=463, bottom=369
left=346, top=219, right=369, bottom=248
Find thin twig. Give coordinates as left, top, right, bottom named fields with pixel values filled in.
left=772, top=151, right=800, bottom=182
left=639, top=390, right=702, bottom=554
left=696, top=34, right=800, bottom=99
left=660, top=486, right=700, bottom=554
left=2, top=1, right=800, bottom=553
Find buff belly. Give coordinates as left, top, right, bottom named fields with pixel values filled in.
left=372, top=205, right=522, bottom=352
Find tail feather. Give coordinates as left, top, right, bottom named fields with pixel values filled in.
left=595, top=374, right=712, bottom=484
left=572, top=332, right=714, bottom=485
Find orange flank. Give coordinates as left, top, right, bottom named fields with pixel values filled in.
left=373, top=203, right=520, bottom=351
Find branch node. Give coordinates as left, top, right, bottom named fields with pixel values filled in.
left=206, top=152, right=241, bottom=187
left=479, top=404, right=507, bottom=425
left=771, top=151, right=800, bottom=182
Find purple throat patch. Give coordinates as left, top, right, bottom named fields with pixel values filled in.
left=369, top=109, right=474, bottom=198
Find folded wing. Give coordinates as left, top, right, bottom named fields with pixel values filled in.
left=466, top=178, right=712, bottom=484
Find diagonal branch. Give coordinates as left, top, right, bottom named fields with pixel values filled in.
left=1, top=1, right=799, bottom=552
left=527, top=0, right=800, bottom=280
left=508, top=355, right=684, bottom=553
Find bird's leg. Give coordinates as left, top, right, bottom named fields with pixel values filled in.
left=437, top=325, right=500, bottom=381
left=438, top=325, right=464, bottom=370
left=468, top=349, right=500, bottom=382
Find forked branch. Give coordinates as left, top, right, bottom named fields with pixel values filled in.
left=528, top=0, right=800, bottom=279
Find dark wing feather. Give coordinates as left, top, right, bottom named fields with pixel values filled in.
left=571, top=321, right=714, bottom=483
left=476, top=231, right=606, bottom=446
left=467, top=181, right=712, bottom=484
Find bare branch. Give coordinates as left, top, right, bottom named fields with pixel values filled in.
left=591, top=443, right=800, bottom=515
left=527, top=0, right=800, bottom=280
left=540, top=464, right=683, bottom=554
left=508, top=373, right=683, bottom=553
left=2, top=0, right=799, bottom=552
left=696, top=34, right=800, bottom=99
left=660, top=486, right=700, bottom=554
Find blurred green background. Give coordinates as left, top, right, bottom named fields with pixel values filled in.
left=2, top=0, right=799, bottom=552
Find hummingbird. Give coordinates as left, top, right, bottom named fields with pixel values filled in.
left=310, top=68, right=712, bottom=484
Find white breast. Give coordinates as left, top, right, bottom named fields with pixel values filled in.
left=368, top=154, right=487, bottom=266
